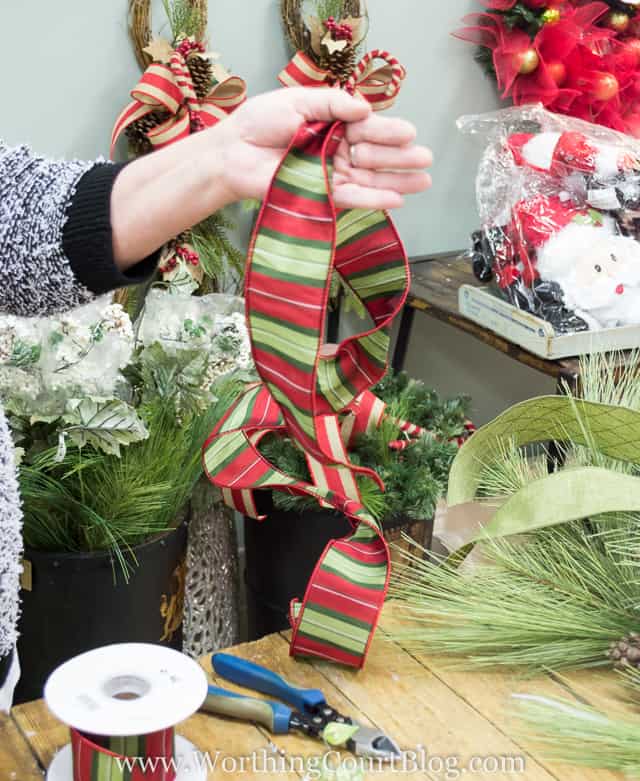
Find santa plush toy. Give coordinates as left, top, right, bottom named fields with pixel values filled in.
left=512, top=194, right=640, bottom=330
left=489, top=130, right=640, bottom=331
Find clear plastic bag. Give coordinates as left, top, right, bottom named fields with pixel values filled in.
left=461, top=104, right=640, bottom=333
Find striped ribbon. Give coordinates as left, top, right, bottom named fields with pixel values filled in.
left=278, top=49, right=406, bottom=111
left=111, top=50, right=246, bottom=156
left=203, top=51, right=412, bottom=668
left=70, top=726, right=175, bottom=781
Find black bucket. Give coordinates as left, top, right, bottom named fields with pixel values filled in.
left=244, top=504, right=433, bottom=640
left=15, top=519, right=188, bottom=703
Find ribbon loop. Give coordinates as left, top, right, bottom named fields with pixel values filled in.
left=111, top=51, right=247, bottom=156
left=203, top=116, right=412, bottom=668
left=278, top=48, right=407, bottom=110
left=204, top=48, right=411, bottom=669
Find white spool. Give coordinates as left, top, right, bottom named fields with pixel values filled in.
left=44, top=643, right=208, bottom=781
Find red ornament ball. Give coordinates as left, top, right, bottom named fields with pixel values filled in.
left=546, top=60, right=567, bottom=85
left=591, top=72, right=620, bottom=101
left=625, top=37, right=640, bottom=66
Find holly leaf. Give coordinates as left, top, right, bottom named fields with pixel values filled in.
left=8, top=340, right=41, bottom=368
left=61, top=398, right=148, bottom=456
left=588, top=208, right=604, bottom=226
left=143, top=37, right=174, bottom=64
left=321, top=721, right=360, bottom=747
left=133, top=343, right=211, bottom=419
left=164, top=262, right=200, bottom=296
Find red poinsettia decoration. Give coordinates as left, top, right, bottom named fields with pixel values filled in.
left=455, top=0, right=640, bottom=136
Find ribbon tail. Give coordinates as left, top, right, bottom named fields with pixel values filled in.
left=288, top=504, right=390, bottom=669
left=278, top=51, right=332, bottom=88
left=110, top=100, right=156, bottom=159
left=147, top=107, right=191, bottom=149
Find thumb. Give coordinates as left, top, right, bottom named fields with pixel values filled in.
left=292, top=87, right=372, bottom=124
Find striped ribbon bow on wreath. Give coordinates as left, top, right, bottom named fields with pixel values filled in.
left=203, top=51, right=417, bottom=669
left=279, top=49, right=406, bottom=110
left=111, top=47, right=246, bottom=156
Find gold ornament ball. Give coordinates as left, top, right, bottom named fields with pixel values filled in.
left=515, top=48, right=540, bottom=75
left=591, top=72, right=620, bottom=101
left=542, top=8, right=561, bottom=24
left=606, top=11, right=630, bottom=33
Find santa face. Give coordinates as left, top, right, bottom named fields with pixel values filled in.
left=537, top=223, right=640, bottom=326
left=563, top=234, right=640, bottom=311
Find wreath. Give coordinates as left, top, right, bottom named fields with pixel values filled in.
left=280, top=0, right=369, bottom=82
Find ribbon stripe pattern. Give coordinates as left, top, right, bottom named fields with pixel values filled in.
left=111, top=50, right=246, bottom=156
left=71, top=726, right=176, bottom=781
left=203, top=50, right=417, bottom=669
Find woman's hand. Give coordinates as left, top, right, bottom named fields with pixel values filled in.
left=216, top=87, right=433, bottom=210
left=111, top=87, right=432, bottom=268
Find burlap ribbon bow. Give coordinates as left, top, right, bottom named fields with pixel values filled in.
left=278, top=49, right=406, bottom=111
left=111, top=50, right=246, bottom=156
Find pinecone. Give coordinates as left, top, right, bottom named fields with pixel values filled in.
left=187, top=54, right=213, bottom=100
left=609, top=632, right=640, bottom=668
left=174, top=230, right=192, bottom=247
left=125, top=110, right=169, bottom=156
left=319, top=45, right=357, bottom=86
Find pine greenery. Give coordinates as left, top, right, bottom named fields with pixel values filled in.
left=161, top=0, right=204, bottom=40
left=256, top=372, right=470, bottom=523
left=514, top=671, right=640, bottom=776
left=17, top=344, right=231, bottom=580
left=191, top=213, right=245, bottom=293
left=389, top=352, right=640, bottom=673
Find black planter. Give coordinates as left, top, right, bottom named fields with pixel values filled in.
left=15, top=520, right=188, bottom=704
left=244, top=506, right=433, bottom=640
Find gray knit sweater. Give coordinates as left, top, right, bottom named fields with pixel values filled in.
left=0, top=142, right=155, bottom=670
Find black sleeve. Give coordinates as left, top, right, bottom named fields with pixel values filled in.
left=62, top=163, right=159, bottom=296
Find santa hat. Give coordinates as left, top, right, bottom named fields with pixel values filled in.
left=507, top=131, right=623, bottom=178
left=512, top=194, right=587, bottom=248
left=511, top=194, right=608, bottom=280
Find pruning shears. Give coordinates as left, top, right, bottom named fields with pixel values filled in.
left=200, top=653, right=401, bottom=760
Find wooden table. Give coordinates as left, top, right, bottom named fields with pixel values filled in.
left=0, top=606, right=628, bottom=781
left=394, top=254, right=582, bottom=393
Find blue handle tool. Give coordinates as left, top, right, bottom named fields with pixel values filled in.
left=212, top=653, right=326, bottom=714
left=201, top=684, right=293, bottom=734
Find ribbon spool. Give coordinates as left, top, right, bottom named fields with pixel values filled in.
left=45, top=644, right=208, bottom=781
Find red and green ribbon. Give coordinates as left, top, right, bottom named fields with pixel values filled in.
left=203, top=53, right=414, bottom=669
left=70, top=726, right=176, bottom=781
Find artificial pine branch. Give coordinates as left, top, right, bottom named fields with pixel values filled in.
left=254, top=372, right=468, bottom=522
left=161, top=0, right=205, bottom=41
left=390, top=526, right=640, bottom=672
left=513, top=680, right=640, bottom=776
left=191, top=212, right=245, bottom=293
left=389, top=352, right=640, bottom=673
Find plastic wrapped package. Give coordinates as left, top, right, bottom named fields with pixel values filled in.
left=0, top=296, right=135, bottom=414
left=137, top=289, right=253, bottom=380
left=462, top=105, right=640, bottom=333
